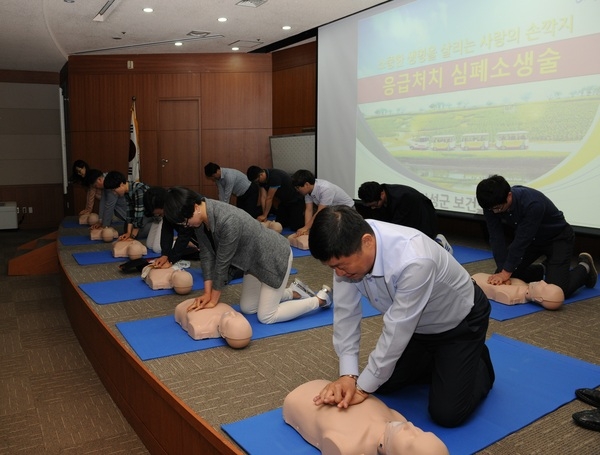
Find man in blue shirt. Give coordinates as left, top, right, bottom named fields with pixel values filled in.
left=308, top=205, right=494, bottom=428
left=476, top=174, right=596, bottom=299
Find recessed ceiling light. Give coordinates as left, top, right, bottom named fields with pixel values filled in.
left=174, top=42, right=183, bottom=46
left=143, top=7, right=153, bottom=13
left=282, top=25, right=291, bottom=30
left=218, top=17, right=227, bottom=22
left=232, top=47, right=240, bottom=51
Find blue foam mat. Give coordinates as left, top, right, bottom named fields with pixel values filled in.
left=222, top=334, right=600, bottom=455
left=78, top=268, right=298, bottom=305
left=490, top=280, right=600, bottom=321
left=73, top=250, right=160, bottom=265
left=116, top=298, right=380, bottom=361
left=59, top=235, right=102, bottom=246
left=452, top=245, right=493, bottom=264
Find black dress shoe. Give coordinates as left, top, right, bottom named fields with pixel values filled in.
left=573, top=408, right=600, bottom=432
left=575, top=388, right=600, bottom=407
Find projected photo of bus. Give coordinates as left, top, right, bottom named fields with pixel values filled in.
left=461, top=133, right=489, bottom=150
left=495, top=131, right=529, bottom=150
left=430, top=135, right=456, bottom=151
left=408, top=135, right=430, bottom=150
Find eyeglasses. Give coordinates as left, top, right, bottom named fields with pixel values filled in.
left=177, top=218, right=190, bottom=228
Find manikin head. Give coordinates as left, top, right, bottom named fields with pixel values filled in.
left=101, top=226, right=117, bottom=242
left=525, top=280, right=564, bottom=310
left=87, top=213, right=99, bottom=225
left=127, top=241, right=146, bottom=260
left=378, top=421, right=449, bottom=455
left=172, top=269, right=193, bottom=295
left=219, top=311, right=253, bottom=349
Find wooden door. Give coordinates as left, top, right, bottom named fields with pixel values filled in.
left=157, top=99, right=201, bottom=190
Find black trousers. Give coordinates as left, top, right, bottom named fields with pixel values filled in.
left=377, top=282, right=494, bottom=427
left=510, top=225, right=587, bottom=298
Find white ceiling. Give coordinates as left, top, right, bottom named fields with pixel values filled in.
left=0, top=0, right=389, bottom=73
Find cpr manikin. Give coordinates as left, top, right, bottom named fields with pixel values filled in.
left=143, top=266, right=193, bottom=295
left=112, top=239, right=148, bottom=259
left=174, top=300, right=252, bottom=348
left=79, top=212, right=99, bottom=225
left=261, top=220, right=283, bottom=233
left=89, top=226, right=118, bottom=242
left=283, top=380, right=449, bottom=455
left=288, top=233, right=309, bottom=250
left=472, top=272, right=564, bottom=310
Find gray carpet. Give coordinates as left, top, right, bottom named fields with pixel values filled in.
left=1, top=224, right=599, bottom=454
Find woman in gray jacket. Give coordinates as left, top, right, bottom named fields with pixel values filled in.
left=164, top=187, right=331, bottom=324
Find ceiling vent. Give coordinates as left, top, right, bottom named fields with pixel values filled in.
left=93, top=0, right=122, bottom=22
left=228, top=39, right=264, bottom=49
left=236, top=0, right=268, bottom=7
left=187, top=31, right=211, bottom=38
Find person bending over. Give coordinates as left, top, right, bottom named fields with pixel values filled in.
left=476, top=174, right=597, bottom=298
left=291, top=169, right=354, bottom=236
left=308, top=206, right=494, bottom=427
left=163, top=187, right=332, bottom=324
left=358, top=181, right=452, bottom=254
left=204, top=162, right=261, bottom=218
left=103, top=171, right=152, bottom=240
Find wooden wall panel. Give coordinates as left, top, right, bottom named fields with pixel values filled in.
left=200, top=72, right=272, bottom=129
left=272, top=43, right=317, bottom=134
left=68, top=54, right=271, bottom=75
left=0, top=184, right=64, bottom=229
left=67, top=54, right=273, bottom=192
left=157, top=73, right=202, bottom=98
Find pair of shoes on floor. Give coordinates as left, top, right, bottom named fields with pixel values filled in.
left=289, top=279, right=333, bottom=309
left=434, top=234, right=453, bottom=255
left=573, top=388, right=600, bottom=432
left=578, top=253, right=598, bottom=288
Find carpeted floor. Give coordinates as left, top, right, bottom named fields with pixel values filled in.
left=1, top=224, right=599, bottom=454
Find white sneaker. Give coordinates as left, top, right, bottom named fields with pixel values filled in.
left=316, top=285, right=333, bottom=309
left=435, top=234, right=453, bottom=255
left=289, top=279, right=316, bottom=299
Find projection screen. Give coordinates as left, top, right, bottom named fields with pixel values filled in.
left=317, top=0, right=600, bottom=230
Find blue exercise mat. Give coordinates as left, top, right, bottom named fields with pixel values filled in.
left=78, top=268, right=298, bottom=305
left=73, top=250, right=161, bottom=265
left=222, top=334, right=600, bottom=455
left=452, top=245, right=493, bottom=264
left=116, top=298, right=380, bottom=361
left=491, top=280, right=600, bottom=321
left=59, top=235, right=102, bottom=246
left=291, top=246, right=311, bottom=258
left=62, top=219, right=121, bottom=229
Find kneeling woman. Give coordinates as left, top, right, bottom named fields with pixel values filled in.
left=164, top=187, right=331, bottom=324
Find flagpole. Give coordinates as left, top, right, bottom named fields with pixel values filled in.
left=128, top=96, right=141, bottom=181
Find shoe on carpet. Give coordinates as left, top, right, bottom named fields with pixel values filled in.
left=576, top=388, right=600, bottom=408
left=316, top=285, right=333, bottom=309
left=435, top=234, right=453, bottom=255
left=578, top=252, right=598, bottom=288
left=289, top=279, right=316, bottom=299
left=572, top=408, right=600, bottom=432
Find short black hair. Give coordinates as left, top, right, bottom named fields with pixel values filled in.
left=246, top=165, right=263, bottom=182
left=83, top=169, right=103, bottom=188
left=103, top=171, right=127, bottom=190
left=476, top=175, right=511, bottom=209
left=204, top=162, right=220, bottom=177
left=309, top=205, right=374, bottom=262
left=358, top=181, right=383, bottom=203
left=143, top=187, right=168, bottom=217
left=70, top=159, right=89, bottom=184
left=163, top=187, right=205, bottom=225
left=291, top=169, right=315, bottom=187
